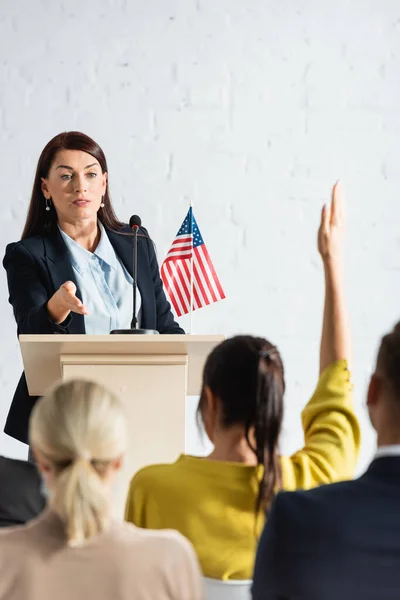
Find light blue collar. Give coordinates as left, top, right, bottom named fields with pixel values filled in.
left=58, top=222, right=118, bottom=275
left=94, top=223, right=118, bottom=271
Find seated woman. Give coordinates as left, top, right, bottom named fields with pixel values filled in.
left=124, top=182, right=361, bottom=581
left=0, top=380, right=203, bottom=600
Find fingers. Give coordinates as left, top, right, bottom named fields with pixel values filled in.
left=69, top=298, right=88, bottom=315
left=61, top=281, right=88, bottom=315
left=331, top=180, right=344, bottom=227
left=62, top=281, right=76, bottom=294
left=62, top=281, right=81, bottom=306
left=73, top=305, right=89, bottom=315
left=321, top=203, right=331, bottom=232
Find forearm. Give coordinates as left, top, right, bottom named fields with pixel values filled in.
left=320, top=257, right=351, bottom=374
left=13, top=301, right=71, bottom=334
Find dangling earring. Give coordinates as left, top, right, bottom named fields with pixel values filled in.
left=100, top=196, right=105, bottom=208
left=45, top=197, right=51, bottom=212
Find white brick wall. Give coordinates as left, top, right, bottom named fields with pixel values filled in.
left=1, top=0, right=400, bottom=473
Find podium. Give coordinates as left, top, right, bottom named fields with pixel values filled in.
left=19, top=334, right=224, bottom=517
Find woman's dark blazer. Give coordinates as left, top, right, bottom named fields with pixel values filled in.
left=3, top=224, right=184, bottom=444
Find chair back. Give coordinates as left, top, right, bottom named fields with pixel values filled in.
left=204, top=577, right=252, bottom=600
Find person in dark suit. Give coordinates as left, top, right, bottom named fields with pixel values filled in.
left=252, top=321, right=400, bottom=600
left=0, top=456, right=45, bottom=527
left=3, top=131, right=184, bottom=447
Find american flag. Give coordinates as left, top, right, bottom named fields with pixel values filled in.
left=161, top=208, right=225, bottom=317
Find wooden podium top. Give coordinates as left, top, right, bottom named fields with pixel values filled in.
left=19, top=334, right=224, bottom=397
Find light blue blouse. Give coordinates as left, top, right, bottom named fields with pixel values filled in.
left=59, top=223, right=141, bottom=334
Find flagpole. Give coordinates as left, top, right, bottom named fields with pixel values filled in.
left=189, top=199, right=194, bottom=335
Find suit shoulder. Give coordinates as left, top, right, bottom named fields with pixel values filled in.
left=273, top=478, right=361, bottom=531
left=113, top=223, right=130, bottom=233
left=0, top=456, right=41, bottom=484
left=0, top=456, right=39, bottom=476
left=4, top=236, right=45, bottom=260
left=278, top=477, right=359, bottom=505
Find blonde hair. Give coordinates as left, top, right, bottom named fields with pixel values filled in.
left=30, top=379, right=128, bottom=547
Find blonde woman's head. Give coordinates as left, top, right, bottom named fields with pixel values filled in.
left=30, top=379, right=128, bottom=547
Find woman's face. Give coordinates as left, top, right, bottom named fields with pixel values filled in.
left=41, top=149, right=107, bottom=226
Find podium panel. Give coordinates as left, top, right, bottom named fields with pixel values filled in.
left=63, top=361, right=186, bottom=517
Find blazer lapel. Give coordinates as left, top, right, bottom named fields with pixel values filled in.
left=42, top=228, right=85, bottom=334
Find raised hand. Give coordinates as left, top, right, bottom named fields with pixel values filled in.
left=318, top=180, right=350, bottom=374
left=318, top=181, right=345, bottom=264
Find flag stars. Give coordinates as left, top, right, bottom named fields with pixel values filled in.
left=175, top=208, right=204, bottom=244
left=192, top=220, right=204, bottom=248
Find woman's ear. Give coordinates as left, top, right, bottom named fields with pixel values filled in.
left=41, top=177, right=50, bottom=199
left=111, top=455, right=123, bottom=472
left=102, top=172, right=108, bottom=194
left=34, top=453, right=51, bottom=475
left=33, top=449, right=55, bottom=490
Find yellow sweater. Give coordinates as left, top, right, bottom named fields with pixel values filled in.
left=125, top=360, right=360, bottom=580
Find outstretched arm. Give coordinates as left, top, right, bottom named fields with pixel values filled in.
left=319, top=181, right=351, bottom=375
left=281, top=183, right=360, bottom=489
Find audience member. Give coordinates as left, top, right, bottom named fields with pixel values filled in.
left=0, top=379, right=204, bottom=600
left=0, top=455, right=44, bottom=527
left=252, top=321, right=400, bottom=600
left=125, top=182, right=360, bottom=580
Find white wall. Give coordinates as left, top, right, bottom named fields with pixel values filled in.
left=1, top=0, right=400, bottom=472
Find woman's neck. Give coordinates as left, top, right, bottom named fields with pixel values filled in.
left=58, top=218, right=100, bottom=252
left=207, top=431, right=258, bottom=465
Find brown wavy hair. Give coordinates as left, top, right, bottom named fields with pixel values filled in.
left=21, top=131, right=123, bottom=239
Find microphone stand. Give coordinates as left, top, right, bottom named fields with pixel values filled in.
left=131, top=223, right=139, bottom=329
left=110, top=224, right=158, bottom=335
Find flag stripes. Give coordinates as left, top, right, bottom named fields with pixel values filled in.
left=161, top=208, right=225, bottom=317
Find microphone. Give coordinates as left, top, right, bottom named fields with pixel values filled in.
left=110, top=215, right=158, bottom=335
left=129, top=214, right=142, bottom=229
